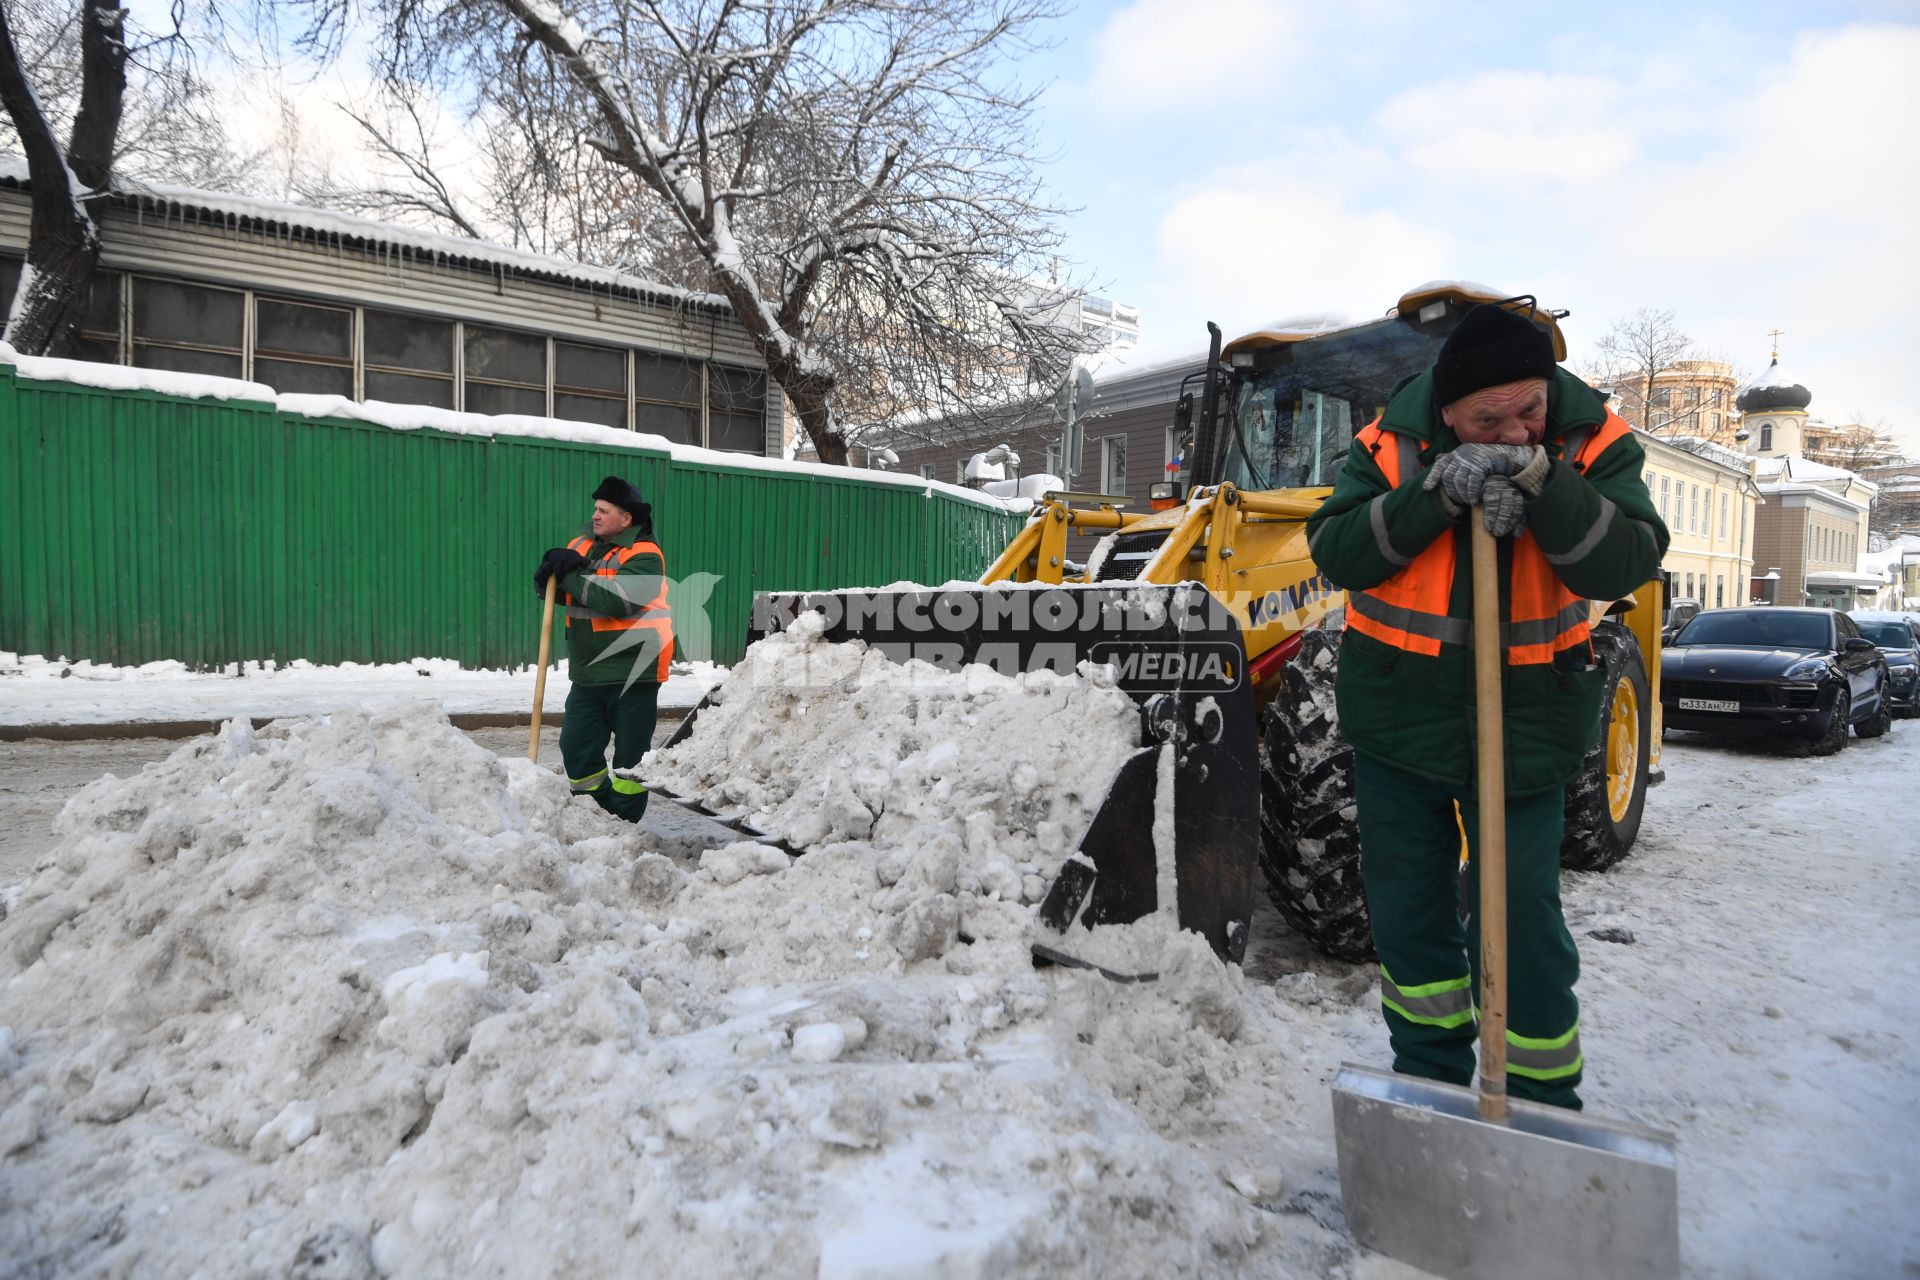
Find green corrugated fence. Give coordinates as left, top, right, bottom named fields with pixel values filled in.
left=0, top=362, right=1025, bottom=668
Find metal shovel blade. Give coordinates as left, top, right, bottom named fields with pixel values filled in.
left=1331, top=1064, right=1678, bottom=1280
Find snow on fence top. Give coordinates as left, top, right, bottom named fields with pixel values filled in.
left=0, top=342, right=1027, bottom=512
left=0, top=156, right=729, bottom=315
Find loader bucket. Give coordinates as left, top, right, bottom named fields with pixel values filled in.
left=675, top=583, right=1260, bottom=965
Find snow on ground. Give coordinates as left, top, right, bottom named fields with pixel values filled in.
left=0, top=620, right=1915, bottom=1278
left=0, top=653, right=724, bottom=727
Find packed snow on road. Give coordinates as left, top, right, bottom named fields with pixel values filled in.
left=0, top=618, right=1914, bottom=1278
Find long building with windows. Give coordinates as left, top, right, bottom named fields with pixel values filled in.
left=1638, top=431, right=1763, bottom=609
left=0, top=162, right=782, bottom=455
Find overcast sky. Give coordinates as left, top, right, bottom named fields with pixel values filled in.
left=1024, top=0, right=1919, bottom=452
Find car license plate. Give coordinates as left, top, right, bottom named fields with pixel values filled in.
left=1678, top=697, right=1739, bottom=713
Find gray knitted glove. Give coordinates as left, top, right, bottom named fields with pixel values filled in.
left=1509, top=444, right=1550, bottom=496
left=1422, top=443, right=1538, bottom=509
left=1481, top=476, right=1529, bottom=538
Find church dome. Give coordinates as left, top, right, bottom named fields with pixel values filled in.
left=1737, top=359, right=1811, bottom=413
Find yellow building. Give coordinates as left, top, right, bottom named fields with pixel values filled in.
left=1639, top=430, right=1762, bottom=608
left=1608, top=360, right=1743, bottom=447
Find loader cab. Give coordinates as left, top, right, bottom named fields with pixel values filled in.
left=1197, top=287, right=1571, bottom=496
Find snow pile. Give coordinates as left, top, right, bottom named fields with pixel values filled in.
left=645, top=609, right=1145, bottom=915
left=0, top=667, right=1342, bottom=1275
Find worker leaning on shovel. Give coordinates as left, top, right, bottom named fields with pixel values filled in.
left=1306, top=304, right=1668, bottom=1110
left=533, top=475, right=674, bottom=823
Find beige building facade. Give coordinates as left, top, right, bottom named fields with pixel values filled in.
left=1639, top=432, right=1762, bottom=608
left=1619, top=359, right=1743, bottom=448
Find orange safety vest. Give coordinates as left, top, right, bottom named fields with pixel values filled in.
left=1345, top=411, right=1633, bottom=665
left=564, top=535, right=675, bottom=682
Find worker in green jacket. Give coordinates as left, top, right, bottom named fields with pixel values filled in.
left=534, top=475, right=674, bottom=823
left=1305, top=303, right=1669, bottom=1109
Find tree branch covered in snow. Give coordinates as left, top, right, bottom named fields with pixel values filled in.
left=298, top=0, right=1094, bottom=465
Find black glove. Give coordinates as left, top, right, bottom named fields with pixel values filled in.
left=1422, top=443, right=1539, bottom=513
left=533, top=547, right=589, bottom=595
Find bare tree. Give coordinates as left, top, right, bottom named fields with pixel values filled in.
left=296, top=0, right=1093, bottom=465
left=1594, top=308, right=1695, bottom=435
left=1822, top=415, right=1903, bottom=471
left=288, top=79, right=488, bottom=238
left=0, top=0, right=261, bottom=354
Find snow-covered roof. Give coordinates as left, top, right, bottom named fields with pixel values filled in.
left=1398, top=279, right=1514, bottom=305
left=1752, top=455, right=1876, bottom=488
left=1648, top=432, right=1754, bottom=473
left=0, top=342, right=1025, bottom=512
left=1755, top=481, right=1872, bottom=510
left=1748, top=361, right=1809, bottom=391
left=0, top=155, right=731, bottom=315
left=1786, top=456, right=1860, bottom=481
left=1738, top=358, right=1812, bottom=412
left=1237, top=313, right=1355, bottom=340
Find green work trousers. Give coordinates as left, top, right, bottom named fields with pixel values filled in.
left=560, top=681, right=657, bottom=823
left=1353, top=751, right=1585, bottom=1110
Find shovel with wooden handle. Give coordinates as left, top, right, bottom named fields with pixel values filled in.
left=528, top=575, right=558, bottom=762
left=1328, top=512, right=1680, bottom=1280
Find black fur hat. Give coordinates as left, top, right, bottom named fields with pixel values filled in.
left=592, top=475, right=650, bottom=527
left=1431, top=304, right=1557, bottom=407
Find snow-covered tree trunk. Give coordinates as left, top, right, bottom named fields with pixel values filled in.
left=0, top=0, right=125, bottom=355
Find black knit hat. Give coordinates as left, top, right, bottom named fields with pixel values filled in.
left=592, top=475, right=649, bottom=525
left=1431, top=304, right=1557, bottom=407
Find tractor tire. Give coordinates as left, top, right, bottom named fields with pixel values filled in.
left=1559, top=621, right=1651, bottom=873
left=1258, top=629, right=1375, bottom=961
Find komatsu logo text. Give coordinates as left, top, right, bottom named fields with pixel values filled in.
left=1246, top=574, right=1336, bottom=627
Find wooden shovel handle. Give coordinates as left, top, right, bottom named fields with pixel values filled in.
left=1471, top=514, right=1509, bottom=1122
left=529, top=575, right=558, bottom=762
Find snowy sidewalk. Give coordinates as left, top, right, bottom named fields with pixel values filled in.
left=0, top=652, right=723, bottom=734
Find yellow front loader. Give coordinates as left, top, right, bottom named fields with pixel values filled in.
left=733, top=284, right=1662, bottom=964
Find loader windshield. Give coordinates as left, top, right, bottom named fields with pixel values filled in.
left=1219, top=313, right=1454, bottom=492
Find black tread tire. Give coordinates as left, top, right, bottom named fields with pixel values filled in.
left=1560, top=621, right=1651, bottom=873
left=1794, top=687, right=1851, bottom=757
left=1258, top=629, right=1375, bottom=961
left=1856, top=681, right=1894, bottom=738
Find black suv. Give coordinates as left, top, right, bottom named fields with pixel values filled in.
left=1849, top=611, right=1920, bottom=718
left=1661, top=606, right=1893, bottom=755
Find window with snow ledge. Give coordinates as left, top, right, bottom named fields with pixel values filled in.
left=555, top=340, right=628, bottom=430
left=634, top=350, right=702, bottom=444
left=463, top=325, right=547, bottom=416
left=707, top=364, right=767, bottom=453
left=1101, top=434, right=1128, bottom=498
left=253, top=296, right=353, bottom=397
left=131, top=277, right=243, bottom=378
left=364, top=309, right=455, bottom=409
